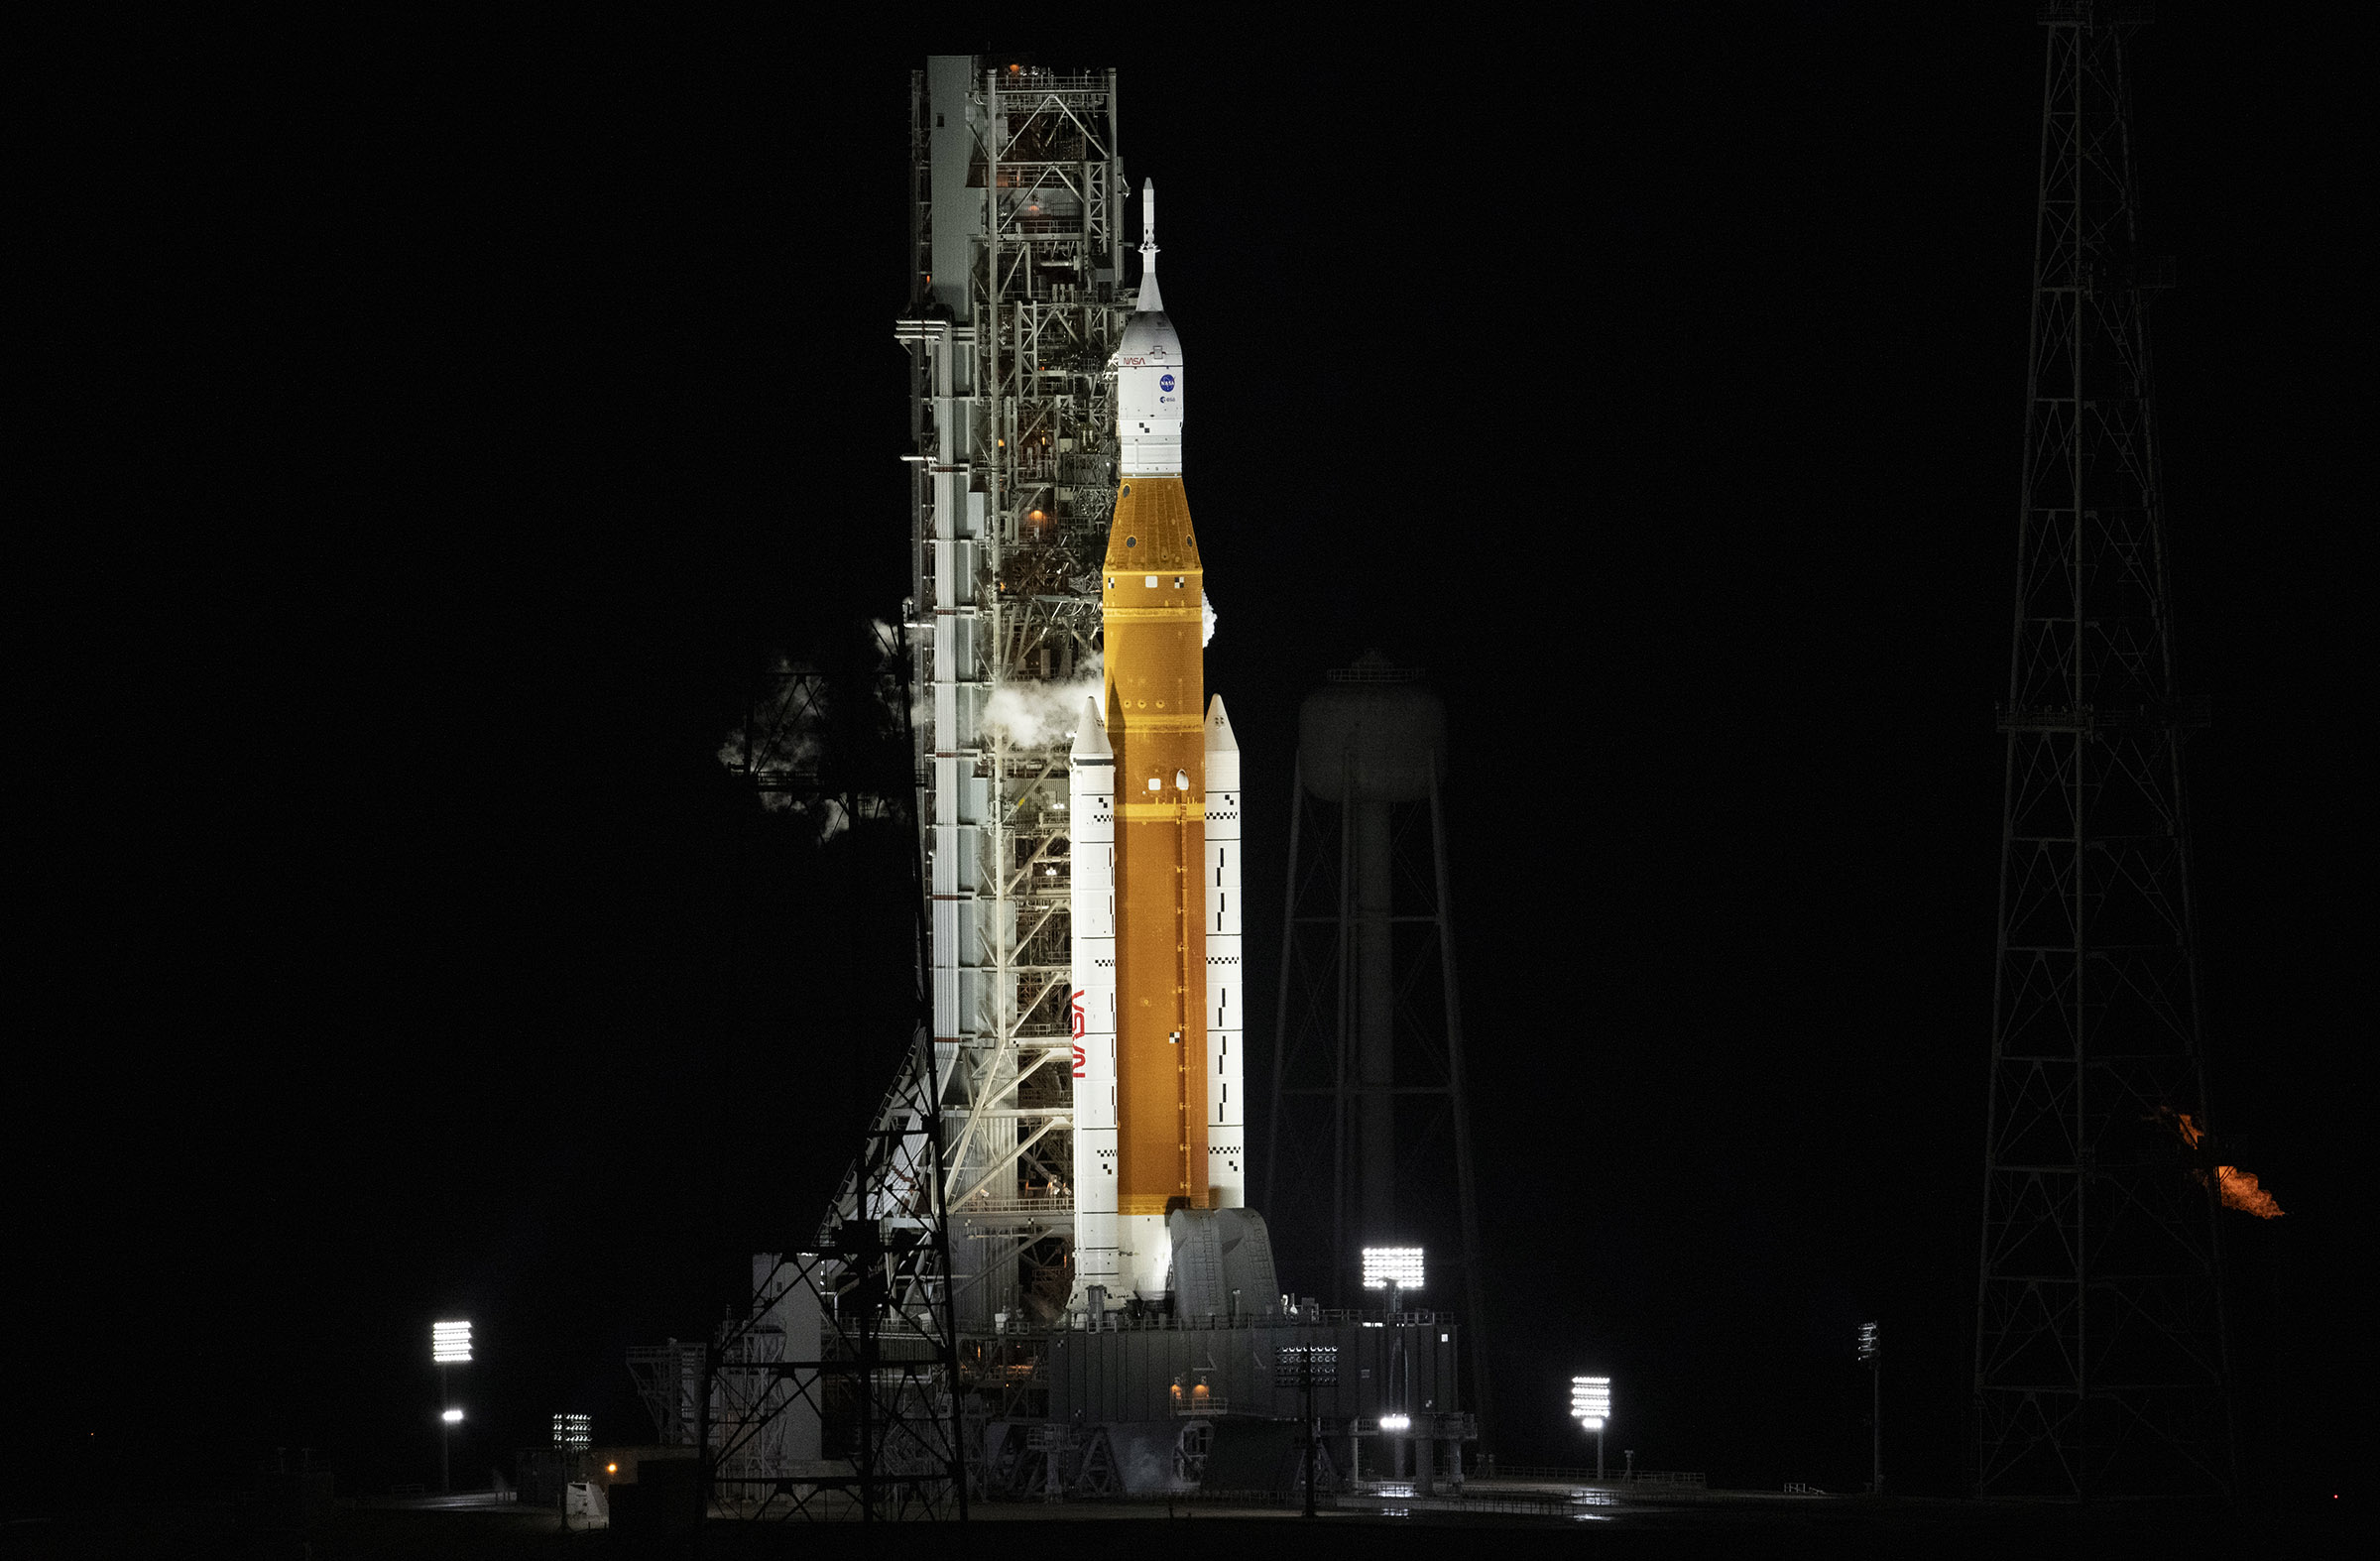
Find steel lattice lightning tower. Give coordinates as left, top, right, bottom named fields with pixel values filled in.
left=1973, top=3, right=2232, bottom=1501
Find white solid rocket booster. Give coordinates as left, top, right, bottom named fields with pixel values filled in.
left=1206, top=694, right=1245, bottom=1208
left=1068, top=702, right=1120, bottom=1300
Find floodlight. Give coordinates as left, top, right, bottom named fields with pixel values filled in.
left=442, top=1408, right=464, bottom=1424
left=553, top=1412, right=592, bottom=1450
left=1360, top=1247, right=1425, bottom=1290
left=1571, top=1375, right=1612, bottom=1429
left=432, top=1320, right=473, bottom=1364
left=1379, top=1413, right=1411, bottom=1432
left=1273, top=1345, right=1340, bottom=1388
left=1857, top=1322, right=1880, bottom=1363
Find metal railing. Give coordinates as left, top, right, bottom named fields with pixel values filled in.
left=1488, top=1464, right=1708, bottom=1489
left=1344, top=1487, right=1606, bottom=1518
left=989, top=73, right=1110, bottom=95
left=953, top=1191, right=1072, bottom=1217
left=1311, top=1306, right=1447, bottom=1325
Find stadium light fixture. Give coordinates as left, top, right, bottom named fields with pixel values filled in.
left=431, top=1319, right=472, bottom=1496
left=1360, top=1247, right=1425, bottom=1291
left=1572, top=1376, right=1613, bottom=1481
left=1858, top=1323, right=1883, bottom=1495
left=1570, top=1375, right=1611, bottom=1428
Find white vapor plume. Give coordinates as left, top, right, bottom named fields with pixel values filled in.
left=980, top=655, right=1104, bottom=750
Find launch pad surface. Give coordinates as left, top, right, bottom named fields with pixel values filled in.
left=8, top=1489, right=2327, bottom=1561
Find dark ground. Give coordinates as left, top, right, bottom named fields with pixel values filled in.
left=3, top=1495, right=2363, bottom=1561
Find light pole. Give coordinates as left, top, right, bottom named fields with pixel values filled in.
left=1361, top=1248, right=1424, bottom=1481
left=1570, top=1376, right=1611, bottom=1482
left=1857, top=1322, right=1882, bottom=1496
left=553, top=1413, right=590, bottom=1514
left=1274, top=1342, right=1338, bottom=1517
left=433, top=1320, right=472, bottom=1495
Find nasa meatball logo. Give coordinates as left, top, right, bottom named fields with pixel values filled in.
left=1159, top=374, right=1175, bottom=392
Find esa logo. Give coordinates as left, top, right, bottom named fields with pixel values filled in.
left=1159, top=374, right=1175, bottom=392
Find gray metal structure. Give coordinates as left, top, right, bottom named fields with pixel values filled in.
left=1974, top=3, right=2232, bottom=1501
left=872, top=57, right=1135, bottom=1333
left=974, top=1305, right=1470, bottom=1501
left=1265, top=655, right=1493, bottom=1453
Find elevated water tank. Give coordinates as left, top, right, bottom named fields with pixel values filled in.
left=1297, top=652, right=1445, bottom=801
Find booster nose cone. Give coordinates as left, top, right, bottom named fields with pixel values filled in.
left=1205, top=694, right=1241, bottom=796
left=1071, top=699, right=1113, bottom=761
left=1203, top=694, right=1238, bottom=755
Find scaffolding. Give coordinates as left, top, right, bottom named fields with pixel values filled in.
left=865, top=57, right=1134, bottom=1336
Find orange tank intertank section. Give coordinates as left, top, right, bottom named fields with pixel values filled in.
left=1100, top=475, right=1209, bottom=1218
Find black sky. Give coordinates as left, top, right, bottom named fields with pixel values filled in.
left=19, top=6, right=2369, bottom=1508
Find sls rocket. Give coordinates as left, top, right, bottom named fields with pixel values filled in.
left=1070, top=182, right=1246, bottom=1305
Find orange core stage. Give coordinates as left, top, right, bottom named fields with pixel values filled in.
left=1101, top=475, right=1210, bottom=1217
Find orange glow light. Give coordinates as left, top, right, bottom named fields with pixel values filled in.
left=2166, top=1111, right=2285, bottom=1218
left=2216, top=1164, right=2285, bottom=1219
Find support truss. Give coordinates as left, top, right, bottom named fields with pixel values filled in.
left=1974, top=3, right=2232, bottom=1501
left=702, top=1243, right=971, bottom=1522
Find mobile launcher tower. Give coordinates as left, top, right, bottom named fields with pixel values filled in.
left=634, top=59, right=1476, bottom=1512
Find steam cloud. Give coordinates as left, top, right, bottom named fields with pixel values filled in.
left=980, top=654, right=1104, bottom=750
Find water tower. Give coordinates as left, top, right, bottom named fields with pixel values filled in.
left=1265, top=652, right=1492, bottom=1446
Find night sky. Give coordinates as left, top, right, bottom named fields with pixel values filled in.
left=20, top=7, right=2366, bottom=1509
